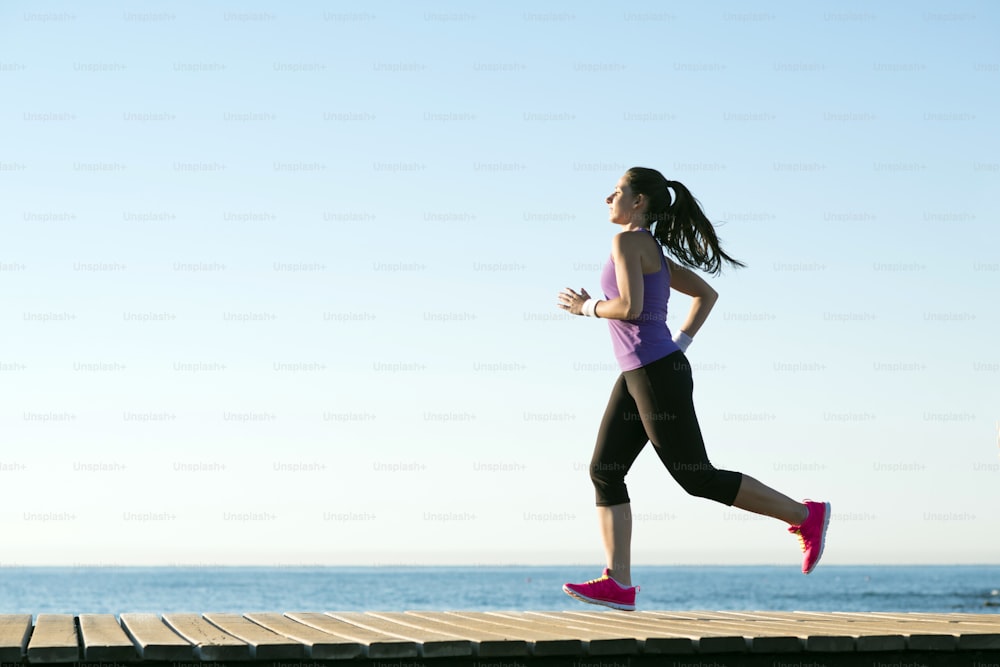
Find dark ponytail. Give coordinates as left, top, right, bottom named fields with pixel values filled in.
left=625, top=166, right=745, bottom=275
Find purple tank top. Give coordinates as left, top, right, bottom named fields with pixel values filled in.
left=599, top=232, right=680, bottom=371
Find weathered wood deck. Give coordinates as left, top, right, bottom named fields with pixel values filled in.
left=2, top=611, right=999, bottom=666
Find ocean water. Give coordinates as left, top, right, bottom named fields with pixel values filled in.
left=1, top=566, right=998, bottom=615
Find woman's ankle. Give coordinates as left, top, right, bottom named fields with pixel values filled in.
left=608, top=568, right=632, bottom=587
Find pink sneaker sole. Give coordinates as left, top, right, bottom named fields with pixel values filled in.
left=804, top=501, right=831, bottom=574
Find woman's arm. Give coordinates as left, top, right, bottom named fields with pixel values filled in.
left=666, top=257, right=718, bottom=336
left=557, top=232, right=646, bottom=320
left=594, top=232, right=645, bottom=320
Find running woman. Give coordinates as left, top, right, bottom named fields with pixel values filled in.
left=557, top=167, right=830, bottom=611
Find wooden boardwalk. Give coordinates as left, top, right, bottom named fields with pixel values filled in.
left=2, top=610, right=999, bottom=666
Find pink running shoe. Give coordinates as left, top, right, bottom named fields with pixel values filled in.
left=563, top=568, right=638, bottom=611
left=788, top=500, right=831, bottom=574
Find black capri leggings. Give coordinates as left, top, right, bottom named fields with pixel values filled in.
left=590, top=351, right=743, bottom=507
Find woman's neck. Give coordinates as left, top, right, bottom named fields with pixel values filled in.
left=620, top=223, right=650, bottom=233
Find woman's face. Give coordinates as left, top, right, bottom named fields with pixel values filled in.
left=606, top=176, right=641, bottom=226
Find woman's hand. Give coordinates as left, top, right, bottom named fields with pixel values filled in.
left=557, top=287, right=592, bottom=315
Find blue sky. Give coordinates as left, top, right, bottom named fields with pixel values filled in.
left=1, top=1, right=997, bottom=566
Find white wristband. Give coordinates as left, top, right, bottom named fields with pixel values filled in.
left=673, top=330, right=693, bottom=352
left=581, top=299, right=600, bottom=317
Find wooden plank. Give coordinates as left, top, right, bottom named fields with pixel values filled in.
left=636, top=609, right=1000, bottom=654
left=541, top=611, right=745, bottom=654
left=638, top=610, right=737, bottom=621
left=640, top=610, right=859, bottom=653
left=638, top=607, right=825, bottom=651
left=244, top=613, right=364, bottom=660
left=740, top=611, right=928, bottom=652
left=367, top=612, right=528, bottom=657
left=489, top=612, right=643, bottom=655
left=0, top=615, right=33, bottom=661
left=203, top=614, right=305, bottom=660
left=743, top=611, right=908, bottom=651
left=776, top=611, right=990, bottom=651
left=843, top=610, right=1000, bottom=643
left=78, top=614, right=138, bottom=662
left=671, top=611, right=864, bottom=651
left=26, top=614, right=78, bottom=663
left=703, top=611, right=904, bottom=652
left=564, top=610, right=799, bottom=654
left=815, top=617, right=951, bottom=651
left=286, top=612, right=418, bottom=659
left=444, top=612, right=587, bottom=639
left=325, top=612, right=473, bottom=659
left=482, top=611, right=631, bottom=640
left=858, top=611, right=1000, bottom=624
left=10, top=608, right=1000, bottom=665
left=627, top=611, right=761, bottom=652
left=772, top=611, right=957, bottom=651
left=535, top=611, right=700, bottom=654
left=119, top=613, right=193, bottom=661
left=162, top=613, right=250, bottom=661
left=434, top=612, right=586, bottom=656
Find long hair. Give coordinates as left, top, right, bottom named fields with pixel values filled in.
left=624, top=166, right=745, bottom=275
